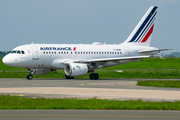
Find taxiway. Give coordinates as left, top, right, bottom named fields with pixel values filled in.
left=0, top=78, right=180, bottom=101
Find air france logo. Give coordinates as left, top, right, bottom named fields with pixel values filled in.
left=40, top=47, right=76, bottom=51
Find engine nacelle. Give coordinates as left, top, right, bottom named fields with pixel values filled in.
left=64, top=63, right=88, bottom=77
left=31, top=69, right=51, bottom=75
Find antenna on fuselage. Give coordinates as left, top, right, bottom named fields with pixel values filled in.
left=31, top=42, right=34, bottom=44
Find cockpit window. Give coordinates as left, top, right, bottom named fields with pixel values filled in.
left=11, top=51, right=17, bottom=54
left=17, top=51, right=21, bottom=54
left=21, top=51, right=25, bottom=54
left=11, top=50, right=25, bottom=54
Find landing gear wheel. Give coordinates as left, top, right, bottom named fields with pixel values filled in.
left=27, top=68, right=34, bottom=80
left=27, top=75, right=33, bottom=80
left=65, top=74, right=74, bottom=79
left=89, top=73, right=99, bottom=80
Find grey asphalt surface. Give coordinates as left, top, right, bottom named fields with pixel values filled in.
left=0, top=110, right=180, bottom=120
left=0, top=78, right=180, bottom=120
left=1, top=78, right=180, bottom=90
left=0, top=78, right=180, bottom=92
left=1, top=78, right=180, bottom=101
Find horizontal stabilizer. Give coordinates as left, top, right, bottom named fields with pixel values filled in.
left=139, top=48, right=174, bottom=53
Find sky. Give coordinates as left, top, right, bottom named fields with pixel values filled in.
left=0, top=0, right=180, bottom=54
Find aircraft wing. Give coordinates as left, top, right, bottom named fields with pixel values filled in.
left=139, top=48, right=174, bottom=53
left=81, top=56, right=150, bottom=63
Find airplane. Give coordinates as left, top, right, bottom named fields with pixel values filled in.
left=3, top=6, right=173, bottom=80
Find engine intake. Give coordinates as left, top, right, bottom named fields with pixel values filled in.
left=64, top=63, right=88, bottom=77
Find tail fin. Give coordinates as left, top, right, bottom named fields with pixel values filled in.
left=123, top=6, right=158, bottom=46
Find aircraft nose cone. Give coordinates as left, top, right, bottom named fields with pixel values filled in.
left=2, top=55, right=11, bottom=66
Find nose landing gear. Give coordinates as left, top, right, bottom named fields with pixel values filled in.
left=27, top=75, right=33, bottom=80
left=27, top=68, right=33, bottom=80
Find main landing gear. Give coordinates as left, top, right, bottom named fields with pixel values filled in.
left=65, top=73, right=99, bottom=80
left=89, top=73, right=99, bottom=80
left=65, top=74, right=74, bottom=79
left=27, top=69, right=33, bottom=80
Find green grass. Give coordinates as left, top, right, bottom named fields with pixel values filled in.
left=102, top=57, right=180, bottom=69
left=1, top=58, right=180, bottom=79
left=1, top=57, right=180, bottom=71
left=137, top=80, right=180, bottom=88
left=1, top=69, right=180, bottom=79
left=0, top=95, right=180, bottom=110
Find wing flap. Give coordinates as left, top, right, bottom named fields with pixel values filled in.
left=84, top=56, right=149, bottom=63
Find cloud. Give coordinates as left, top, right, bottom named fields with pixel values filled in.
left=157, top=0, right=179, bottom=7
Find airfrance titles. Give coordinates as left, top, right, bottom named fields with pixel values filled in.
left=40, top=47, right=72, bottom=51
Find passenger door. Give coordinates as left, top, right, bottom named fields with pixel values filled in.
left=31, top=46, right=39, bottom=60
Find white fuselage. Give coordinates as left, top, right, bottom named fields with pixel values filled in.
left=3, top=43, right=158, bottom=69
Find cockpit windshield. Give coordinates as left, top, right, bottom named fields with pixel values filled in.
left=11, top=51, right=17, bottom=54
left=11, top=50, right=25, bottom=54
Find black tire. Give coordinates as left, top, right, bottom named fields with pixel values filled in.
left=94, top=73, right=99, bottom=80
left=65, top=74, right=74, bottom=79
left=89, top=73, right=94, bottom=79
left=27, top=75, right=33, bottom=80
left=89, top=73, right=99, bottom=80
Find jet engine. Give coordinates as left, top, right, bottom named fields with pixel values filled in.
left=31, top=69, right=51, bottom=75
left=64, top=63, right=88, bottom=77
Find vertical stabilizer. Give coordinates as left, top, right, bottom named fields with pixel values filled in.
left=123, top=6, right=158, bottom=46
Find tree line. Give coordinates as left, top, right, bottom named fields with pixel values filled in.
left=0, top=51, right=11, bottom=58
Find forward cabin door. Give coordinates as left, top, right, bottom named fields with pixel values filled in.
left=31, top=46, right=39, bottom=60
